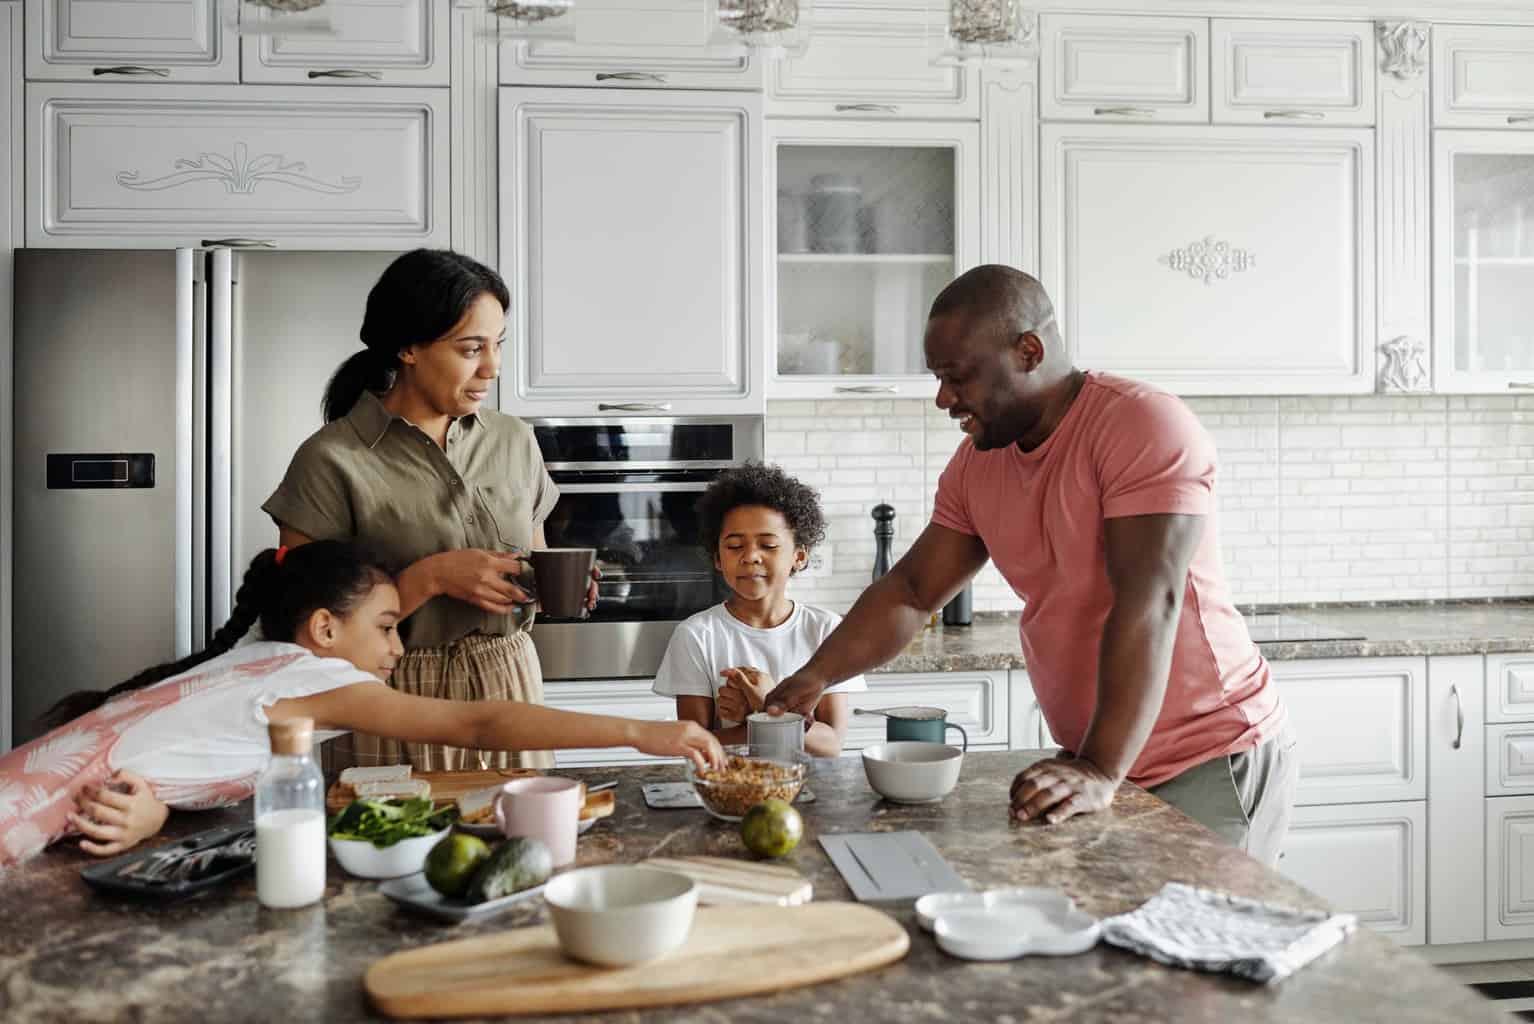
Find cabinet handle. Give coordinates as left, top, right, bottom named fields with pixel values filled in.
left=834, top=103, right=898, bottom=113
left=1508, top=382, right=1534, bottom=390
left=595, top=72, right=667, bottom=83
left=833, top=385, right=899, bottom=394
left=307, top=69, right=383, bottom=80
left=201, top=238, right=278, bottom=248
left=1093, top=106, right=1155, bottom=117
left=1450, top=684, right=1464, bottom=751
left=597, top=402, right=673, bottom=412
left=93, top=65, right=170, bottom=77
left=1508, top=114, right=1534, bottom=125
left=1263, top=110, right=1326, bottom=120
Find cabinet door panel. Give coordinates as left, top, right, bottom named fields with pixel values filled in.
left=240, top=0, right=447, bottom=86
left=1041, top=14, right=1208, bottom=123
left=500, top=89, right=761, bottom=415
left=1434, top=25, right=1534, bottom=129
left=1282, top=802, right=1425, bottom=945
left=28, top=83, right=447, bottom=249
left=1486, top=795, right=1534, bottom=940
left=1488, top=654, right=1534, bottom=723
left=544, top=680, right=678, bottom=767
left=845, top=672, right=1007, bottom=750
left=1274, top=657, right=1425, bottom=805
left=26, top=0, right=237, bottom=83
left=766, top=6, right=977, bottom=120
left=1042, top=124, right=1373, bottom=394
left=1211, top=19, right=1374, bottom=126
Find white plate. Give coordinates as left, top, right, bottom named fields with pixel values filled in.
left=379, top=871, right=548, bottom=923
left=915, top=886, right=1074, bottom=933
left=932, top=890, right=1101, bottom=961
left=457, top=818, right=599, bottom=840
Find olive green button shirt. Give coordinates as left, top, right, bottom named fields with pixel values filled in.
left=262, top=390, right=559, bottom=648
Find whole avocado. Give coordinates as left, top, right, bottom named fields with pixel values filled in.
left=464, top=836, right=555, bottom=903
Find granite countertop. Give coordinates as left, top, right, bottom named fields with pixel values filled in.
left=0, top=753, right=1497, bottom=1024
left=876, top=601, right=1534, bottom=673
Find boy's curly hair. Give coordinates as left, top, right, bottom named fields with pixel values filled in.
left=697, top=461, right=827, bottom=556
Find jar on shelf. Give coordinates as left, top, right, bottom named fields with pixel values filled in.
left=807, top=174, right=863, bottom=254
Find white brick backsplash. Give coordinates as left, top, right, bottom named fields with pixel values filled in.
left=762, top=393, right=1534, bottom=613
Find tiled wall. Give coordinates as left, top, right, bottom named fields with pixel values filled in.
left=768, top=394, right=1534, bottom=613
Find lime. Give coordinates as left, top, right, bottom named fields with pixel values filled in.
left=425, top=832, right=491, bottom=897
left=740, top=799, right=803, bottom=859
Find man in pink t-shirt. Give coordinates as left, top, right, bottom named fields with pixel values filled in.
left=765, top=265, right=1297, bottom=866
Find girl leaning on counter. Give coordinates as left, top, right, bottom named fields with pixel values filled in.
left=263, top=248, right=585, bottom=772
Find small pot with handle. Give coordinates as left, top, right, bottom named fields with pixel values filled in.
left=855, top=706, right=967, bottom=751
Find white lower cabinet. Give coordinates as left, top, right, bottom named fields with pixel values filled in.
left=543, top=678, right=680, bottom=768
left=845, top=671, right=1008, bottom=752
left=1007, top=669, right=1060, bottom=751
left=1281, top=801, right=1426, bottom=946
left=1487, top=795, right=1534, bottom=940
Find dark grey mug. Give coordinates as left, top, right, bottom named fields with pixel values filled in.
left=883, top=706, right=968, bottom=751
left=528, top=548, right=595, bottom=619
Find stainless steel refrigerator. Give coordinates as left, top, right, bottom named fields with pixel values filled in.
left=11, top=248, right=403, bottom=745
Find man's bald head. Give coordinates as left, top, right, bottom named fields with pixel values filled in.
left=927, top=265, right=1058, bottom=353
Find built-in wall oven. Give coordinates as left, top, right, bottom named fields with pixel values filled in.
left=529, top=416, right=764, bottom=680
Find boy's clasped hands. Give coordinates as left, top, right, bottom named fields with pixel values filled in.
left=716, top=666, right=776, bottom=725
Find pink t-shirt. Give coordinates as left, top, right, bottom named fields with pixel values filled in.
left=932, top=372, right=1284, bottom=788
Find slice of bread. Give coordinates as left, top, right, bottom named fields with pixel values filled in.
left=457, top=785, right=502, bottom=825
left=353, top=778, right=431, bottom=801
left=339, top=765, right=411, bottom=786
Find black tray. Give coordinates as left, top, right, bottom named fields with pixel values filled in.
left=80, top=824, right=255, bottom=901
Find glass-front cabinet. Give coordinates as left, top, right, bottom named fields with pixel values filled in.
left=765, top=120, right=979, bottom=399
left=1434, top=132, right=1534, bottom=392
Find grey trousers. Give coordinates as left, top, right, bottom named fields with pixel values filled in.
left=1148, top=720, right=1299, bottom=868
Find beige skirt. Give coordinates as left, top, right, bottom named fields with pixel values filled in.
left=327, top=631, right=556, bottom=773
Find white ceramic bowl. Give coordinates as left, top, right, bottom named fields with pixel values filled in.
left=861, top=742, right=963, bottom=804
left=328, top=827, right=450, bottom=880
left=544, top=866, right=698, bottom=966
left=915, top=887, right=1074, bottom=933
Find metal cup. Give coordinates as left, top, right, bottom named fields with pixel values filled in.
left=528, top=548, right=596, bottom=619
left=746, top=711, right=805, bottom=755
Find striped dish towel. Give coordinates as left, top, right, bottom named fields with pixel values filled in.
left=1100, top=882, right=1357, bottom=984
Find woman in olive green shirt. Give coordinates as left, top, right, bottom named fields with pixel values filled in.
left=264, top=249, right=589, bottom=771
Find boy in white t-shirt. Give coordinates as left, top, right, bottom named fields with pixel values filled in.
left=653, top=463, right=865, bottom=756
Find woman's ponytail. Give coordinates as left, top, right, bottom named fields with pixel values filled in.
left=36, top=550, right=282, bottom=731
left=322, top=248, right=509, bottom=423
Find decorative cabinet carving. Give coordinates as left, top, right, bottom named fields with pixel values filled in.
left=27, top=83, right=448, bottom=248
left=25, top=0, right=238, bottom=83
left=1041, top=123, right=1374, bottom=394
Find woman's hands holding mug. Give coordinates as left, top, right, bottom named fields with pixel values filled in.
left=427, top=548, right=532, bottom=615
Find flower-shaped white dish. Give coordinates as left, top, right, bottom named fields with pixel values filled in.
left=932, top=890, right=1101, bottom=961
left=915, top=887, right=1074, bottom=933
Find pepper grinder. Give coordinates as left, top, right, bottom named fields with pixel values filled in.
left=942, top=584, right=973, bottom=627
left=871, top=503, right=895, bottom=581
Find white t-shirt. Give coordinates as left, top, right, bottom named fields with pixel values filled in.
left=651, top=602, right=866, bottom=726
left=110, top=641, right=383, bottom=792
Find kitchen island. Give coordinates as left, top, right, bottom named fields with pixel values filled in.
left=0, top=752, right=1498, bottom=1024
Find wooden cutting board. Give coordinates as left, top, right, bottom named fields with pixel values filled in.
left=365, top=902, right=908, bottom=1019
left=640, top=855, right=812, bottom=906
left=326, top=769, right=539, bottom=813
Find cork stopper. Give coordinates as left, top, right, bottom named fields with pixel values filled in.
left=268, top=717, right=314, bottom=757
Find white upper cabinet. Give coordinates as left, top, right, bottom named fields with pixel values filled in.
left=240, top=0, right=448, bottom=86
left=499, top=88, right=762, bottom=416
left=498, top=0, right=760, bottom=90
left=1432, top=132, right=1534, bottom=393
left=1041, top=14, right=1208, bottom=124
left=1211, top=19, right=1375, bottom=126
left=1042, top=123, right=1374, bottom=394
left=765, top=4, right=979, bottom=120
left=27, top=83, right=448, bottom=249
left=1434, top=24, right=1534, bottom=129
left=26, top=0, right=238, bottom=83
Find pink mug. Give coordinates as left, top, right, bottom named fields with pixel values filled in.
left=494, top=776, right=583, bottom=867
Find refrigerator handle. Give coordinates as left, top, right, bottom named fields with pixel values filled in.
left=175, top=250, right=195, bottom=659
left=209, top=248, right=234, bottom=633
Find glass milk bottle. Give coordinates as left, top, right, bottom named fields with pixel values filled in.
left=255, top=717, right=327, bottom=909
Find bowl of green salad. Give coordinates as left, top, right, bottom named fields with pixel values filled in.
left=327, top=796, right=458, bottom=879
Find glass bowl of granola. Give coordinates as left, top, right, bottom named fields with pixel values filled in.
left=686, top=746, right=811, bottom=822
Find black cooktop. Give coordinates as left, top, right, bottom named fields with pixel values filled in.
left=1243, top=612, right=1366, bottom=644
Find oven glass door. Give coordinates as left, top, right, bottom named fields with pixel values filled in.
left=539, top=477, right=726, bottom=624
